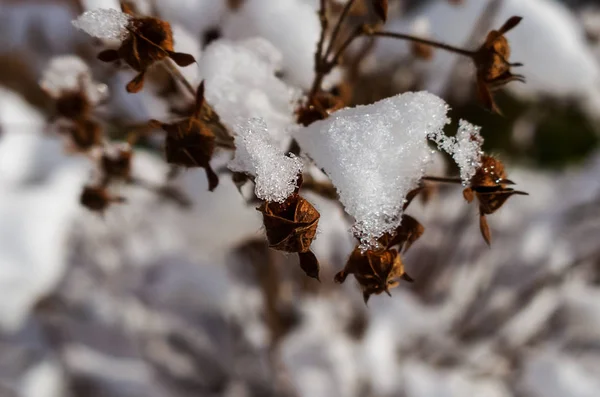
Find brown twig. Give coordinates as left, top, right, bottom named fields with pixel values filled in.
left=364, top=30, right=475, bottom=57
left=422, top=176, right=463, bottom=184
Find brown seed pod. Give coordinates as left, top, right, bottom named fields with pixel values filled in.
left=473, top=16, right=525, bottom=113
left=80, top=185, right=125, bottom=213
left=55, top=91, right=91, bottom=121
left=463, top=156, right=528, bottom=245
left=101, top=147, right=133, bottom=183
left=64, top=119, right=104, bottom=151
left=97, top=12, right=196, bottom=93
left=152, top=82, right=219, bottom=191
left=258, top=193, right=321, bottom=280
left=296, top=90, right=345, bottom=127
left=335, top=247, right=413, bottom=304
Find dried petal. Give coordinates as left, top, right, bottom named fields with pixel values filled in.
left=479, top=213, right=491, bottom=246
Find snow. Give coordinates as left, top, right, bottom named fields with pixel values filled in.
left=40, top=55, right=109, bottom=105
left=72, top=8, right=131, bottom=40
left=223, top=0, right=322, bottom=90
left=452, top=120, right=484, bottom=184
left=198, top=38, right=300, bottom=145
left=229, top=118, right=303, bottom=203
left=295, top=91, right=449, bottom=248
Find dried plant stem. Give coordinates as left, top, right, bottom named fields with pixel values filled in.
left=422, top=176, right=463, bottom=184
left=364, top=31, right=475, bottom=57
left=324, top=0, right=357, bottom=61
left=310, top=0, right=329, bottom=100
left=309, top=0, right=358, bottom=100
left=326, top=25, right=364, bottom=72
left=161, top=58, right=197, bottom=98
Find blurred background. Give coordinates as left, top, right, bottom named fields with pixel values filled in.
left=1, top=0, right=600, bottom=396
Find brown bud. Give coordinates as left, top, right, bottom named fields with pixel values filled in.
left=464, top=155, right=528, bottom=245
left=473, top=16, right=525, bottom=113
left=97, top=16, right=196, bottom=93
left=55, top=91, right=91, bottom=121
left=258, top=194, right=321, bottom=280
left=296, top=91, right=345, bottom=127
left=154, top=83, right=219, bottom=191
left=101, top=147, right=133, bottom=183
left=66, top=119, right=103, bottom=151
left=80, top=186, right=125, bottom=213
left=335, top=247, right=412, bottom=304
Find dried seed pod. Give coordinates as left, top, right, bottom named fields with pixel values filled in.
left=258, top=193, right=321, bottom=280
left=296, top=91, right=345, bottom=127
left=80, top=185, right=125, bottom=213
left=152, top=82, right=219, bottom=191
left=97, top=13, right=195, bottom=93
left=382, top=214, right=425, bottom=253
left=335, top=247, right=413, bottom=304
left=55, top=90, right=91, bottom=121
left=64, top=119, right=104, bottom=151
left=463, top=155, right=528, bottom=245
left=101, top=146, right=133, bottom=183
left=473, top=16, right=525, bottom=113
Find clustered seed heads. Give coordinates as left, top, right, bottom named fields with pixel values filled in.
left=56, top=1, right=530, bottom=303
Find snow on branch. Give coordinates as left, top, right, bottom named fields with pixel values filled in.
left=229, top=118, right=303, bottom=203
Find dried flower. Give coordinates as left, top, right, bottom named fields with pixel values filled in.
left=100, top=146, right=133, bottom=184
left=97, top=7, right=195, bottom=93
left=335, top=247, right=413, bottom=304
left=463, top=155, right=528, bottom=245
left=80, top=185, right=125, bottom=213
left=151, top=82, right=219, bottom=191
left=296, top=91, right=345, bottom=127
left=62, top=119, right=104, bottom=151
left=258, top=189, right=321, bottom=281
left=473, top=16, right=526, bottom=113
left=54, top=90, right=91, bottom=121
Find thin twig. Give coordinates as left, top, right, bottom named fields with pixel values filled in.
left=422, top=176, right=463, bottom=184
left=326, top=25, right=365, bottom=71
left=310, top=0, right=329, bottom=100
left=161, top=58, right=196, bottom=98
left=324, top=0, right=357, bottom=61
left=365, top=31, right=475, bottom=57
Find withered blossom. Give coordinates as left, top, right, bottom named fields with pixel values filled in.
left=100, top=146, right=133, bottom=184
left=54, top=90, right=91, bottom=122
left=258, top=182, right=321, bottom=281
left=463, top=155, right=528, bottom=245
left=335, top=247, right=413, bottom=304
left=80, top=185, right=125, bottom=213
left=473, top=16, right=526, bottom=113
left=96, top=6, right=195, bottom=93
left=63, top=118, right=103, bottom=152
left=335, top=213, right=422, bottom=303
left=296, top=90, right=345, bottom=127
left=150, top=82, right=219, bottom=191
